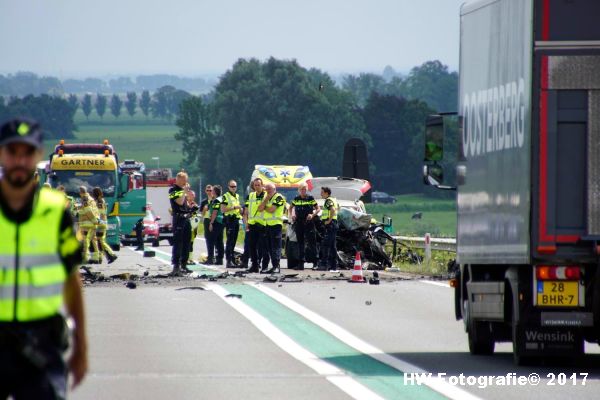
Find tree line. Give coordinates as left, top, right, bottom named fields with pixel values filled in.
left=0, top=72, right=215, bottom=97
left=175, top=58, right=458, bottom=196
left=1, top=58, right=458, bottom=195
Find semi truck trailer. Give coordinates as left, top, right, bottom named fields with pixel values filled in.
left=423, top=0, right=600, bottom=364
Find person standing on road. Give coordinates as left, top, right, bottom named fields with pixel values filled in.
left=317, top=186, right=338, bottom=271
left=200, top=185, right=214, bottom=264
left=92, top=187, right=118, bottom=264
left=258, top=183, right=286, bottom=274
left=208, top=185, right=225, bottom=265
left=289, top=183, right=320, bottom=270
left=221, top=180, right=242, bottom=268
left=169, top=171, right=193, bottom=275
left=186, top=189, right=200, bottom=265
left=0, top=118, right=88, bottom=398
left=244, top=178, right=267, bottom=273
left=77, top=186, right=99, bottom=264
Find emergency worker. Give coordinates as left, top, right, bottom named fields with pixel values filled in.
left=259, top=183, right=285, bottom=274
left=244, top=178, right=267, bottom=273
left=221, top=180, right=242, bottom=268
left=57, top=185, right=75, bottom=216
left=0, top=118, right=88, bottom=398
left=169, top=171, right=193, bottom=275
left=186, top=189, right=200, bottom=264
left=318, top=186, right=338, bottom=271
left=289, top=183, right=320, bottom=270
left=91, top=187, right=117, bottom=264
left=208, top=185, right=225, bottom=265
left=200, top=185, right=214, bottom=264
left=77, top=186, right=100, bottom=264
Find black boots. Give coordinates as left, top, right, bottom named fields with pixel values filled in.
left=107, top=254, right=118, bottom=264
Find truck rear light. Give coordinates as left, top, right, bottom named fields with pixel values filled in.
left=536, top=265, right=553, bottom=280
left=536, top=265, right=581, bottom=281
left=564, top=266, right=581, bottom=280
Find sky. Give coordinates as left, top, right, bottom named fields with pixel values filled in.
left=0, top=0, right=466, bottom=79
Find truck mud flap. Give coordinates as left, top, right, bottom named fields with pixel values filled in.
left=514, top=325, right=583, bottom=357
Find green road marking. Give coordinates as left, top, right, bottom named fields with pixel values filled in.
left=152, top=250, right=221, bottom=276
left=225, top=283, right=446, bottom=400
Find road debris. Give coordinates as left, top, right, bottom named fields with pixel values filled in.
left=225, top=293, right=242, bottom=299
left=365, top=300, right=372, bottom=306
left=125, top=281, right=137, bottom=289
left=175, top=287, right=206, bottom=291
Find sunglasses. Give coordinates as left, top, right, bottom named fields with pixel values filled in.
left=229, top=185, right=237, bottom=188
left=206, top=189, right=213, bottom=192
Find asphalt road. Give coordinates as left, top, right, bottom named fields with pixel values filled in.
left=70, top=239, right=600, bottom=400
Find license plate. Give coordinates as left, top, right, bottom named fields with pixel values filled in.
left=537, top=281, right=578, bottom=307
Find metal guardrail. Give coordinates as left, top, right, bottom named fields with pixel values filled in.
left=393, top=235, right=457, bottom=252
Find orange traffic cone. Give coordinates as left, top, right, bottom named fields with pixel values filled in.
left=350, top=251, right=366, bottom=283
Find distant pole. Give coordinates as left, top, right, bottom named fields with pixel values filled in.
left=152, top=156, right=160, bottom=169
left=424, top=233, right=431, bottom=265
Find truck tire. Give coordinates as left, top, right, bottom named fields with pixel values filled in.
left=468, top=319, right=495, bottom=355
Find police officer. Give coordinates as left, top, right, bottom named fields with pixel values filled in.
left=169, top=171, right=193, bottom=275
left=200, top=185, right=214, bottom=264
left=208, top=185, right=225, bottom=265
left=0, top=118, right=88, bottom=398
left=318, top=186, right=338, bottom=271
left=244, top=178, right=267, bottom=273
left=289, top=183, right=320, bottom=270
left=221, top=180, right=242, bottom=268
left=259, top=183, right=286, bottom=274
left=186, top=189, right=200, bottom=264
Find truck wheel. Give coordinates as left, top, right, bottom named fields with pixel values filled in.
left=509, top=285, right=536, bottom=366
left=468, top=318, right=495, bottom=355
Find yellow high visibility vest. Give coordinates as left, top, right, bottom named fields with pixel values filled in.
left=264, top=193, right=285, bottom=226
left=0, top=188, right=75, bottom=321
left=321, top=197, right=338, bottom=220
left=223, top=191, right=241, bottom=219
left=247, top=191, right=265, bottom=226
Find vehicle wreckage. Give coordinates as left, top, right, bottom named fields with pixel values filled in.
left=286, top=177, right=396, bottom=270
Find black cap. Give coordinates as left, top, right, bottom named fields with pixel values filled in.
left=0, top=118, right=44, bottom=149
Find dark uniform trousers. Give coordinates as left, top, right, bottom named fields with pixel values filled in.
left=295, top=218, right=318, bottom=264
left=320, top=220, right=338, bottom=270
left=203, top=218, right=214, bottom=261
left=0, top=317, right=68, bottom=400
left=248, top=223, right=268, bottom=269
left=265, top=224, right=282, bottom=269
left=210, top=221, right=224, bottom=263
left=224, top=216, right=240, bottom=262
left=172, top=215, right=191, bottom=266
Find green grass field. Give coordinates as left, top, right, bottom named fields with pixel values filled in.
left=366, top=194, right=456, bottom=237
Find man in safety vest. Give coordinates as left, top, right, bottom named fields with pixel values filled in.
left=317, top=186, right=338, bottom=271
left=243, top=178, right=268, bottom=273
left=258, top=182, right=286, bottom=274
left=0, top=118, right=88, bottom=397
left=221, top=179, right=242, bottom=268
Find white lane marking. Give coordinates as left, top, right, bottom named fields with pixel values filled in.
left=205, top=283, right=384, bottom=400
left=419, top=280, right=451, bottom=288
left=252, top=283, right=482, bottom=400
